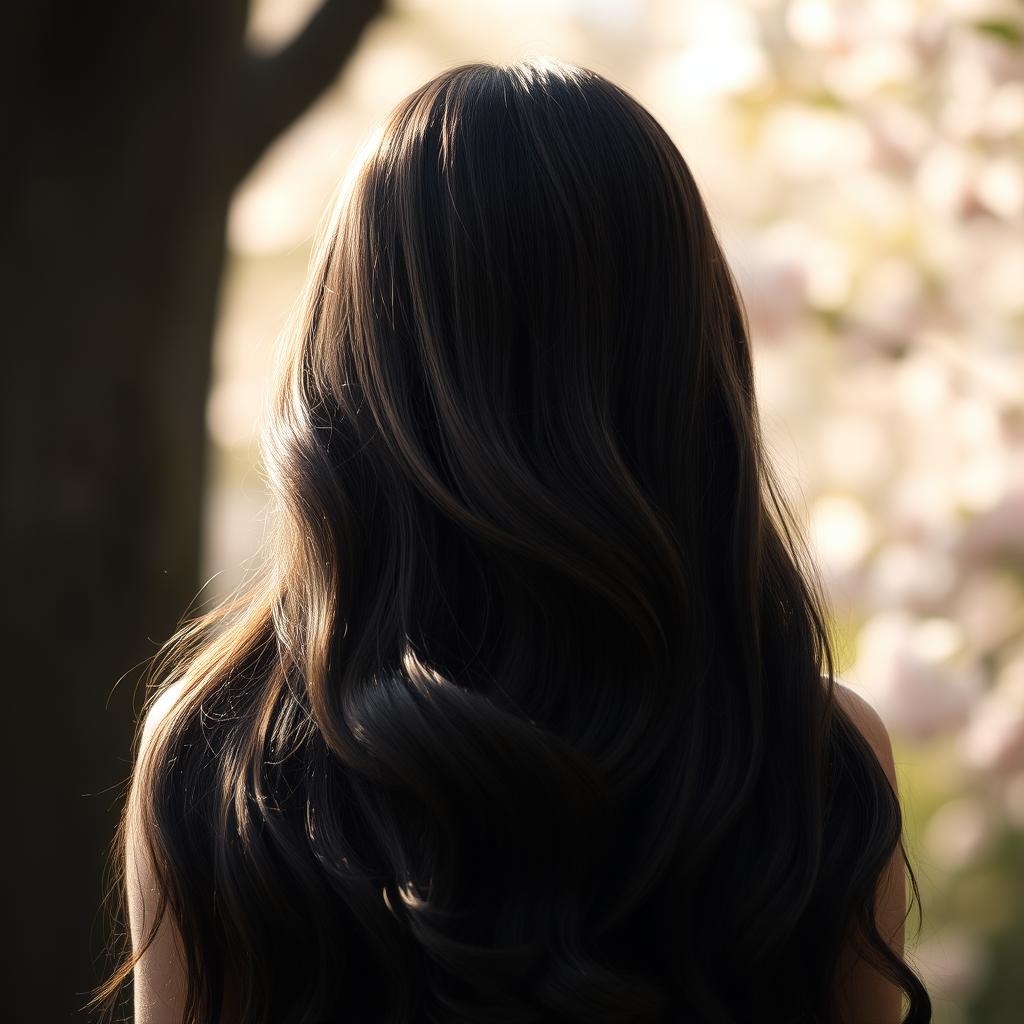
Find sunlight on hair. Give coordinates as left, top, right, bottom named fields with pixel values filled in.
left=401, top=645, right=451, bottom=698
left=331, top=121, right=385, bottom=229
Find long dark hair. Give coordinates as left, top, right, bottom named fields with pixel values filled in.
left=91, top=59, right=930, bottom=1022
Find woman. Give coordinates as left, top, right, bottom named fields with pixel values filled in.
left=91, top=59, right=931, bottom=1023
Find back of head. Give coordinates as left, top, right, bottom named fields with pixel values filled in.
left=98, top=59, right=930, bottom=1023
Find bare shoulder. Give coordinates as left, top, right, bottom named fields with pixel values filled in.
left=830, top=680, right=907, bottom=1023
left=139, top=679, right=188, bottom=753
left=832, top=680, right=897, bottom=789
left=127, top=678, right=190, bottom=1024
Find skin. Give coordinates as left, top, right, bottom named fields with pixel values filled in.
left=126, top=680, right=188, bottom=1024
left=832, top=683, right=909, bottom=1024
left=126, top=679, right=908, bottom=1023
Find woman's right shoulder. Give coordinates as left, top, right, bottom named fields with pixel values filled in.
left=828, top=680, right=908, bottom=1023
left=831, top=679, right=897, bottom=789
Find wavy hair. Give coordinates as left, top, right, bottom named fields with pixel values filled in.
left=91, top=59, right=930, bottom=1023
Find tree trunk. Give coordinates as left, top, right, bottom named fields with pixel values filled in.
left=3, top=2, right=381, bottom=1018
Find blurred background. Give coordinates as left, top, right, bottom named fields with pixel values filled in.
left=8, top=0, right=1021, bottom=1020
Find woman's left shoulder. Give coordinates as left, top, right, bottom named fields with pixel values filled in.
left=126, top=678, right=192, bottom=1022
left=139, top=679, right=188, bottom=751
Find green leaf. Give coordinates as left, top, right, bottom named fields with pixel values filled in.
left=973, top=19, right=1023, bottom=46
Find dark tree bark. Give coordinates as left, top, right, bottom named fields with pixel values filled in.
left=2, top=2, right=382, bottom=1018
